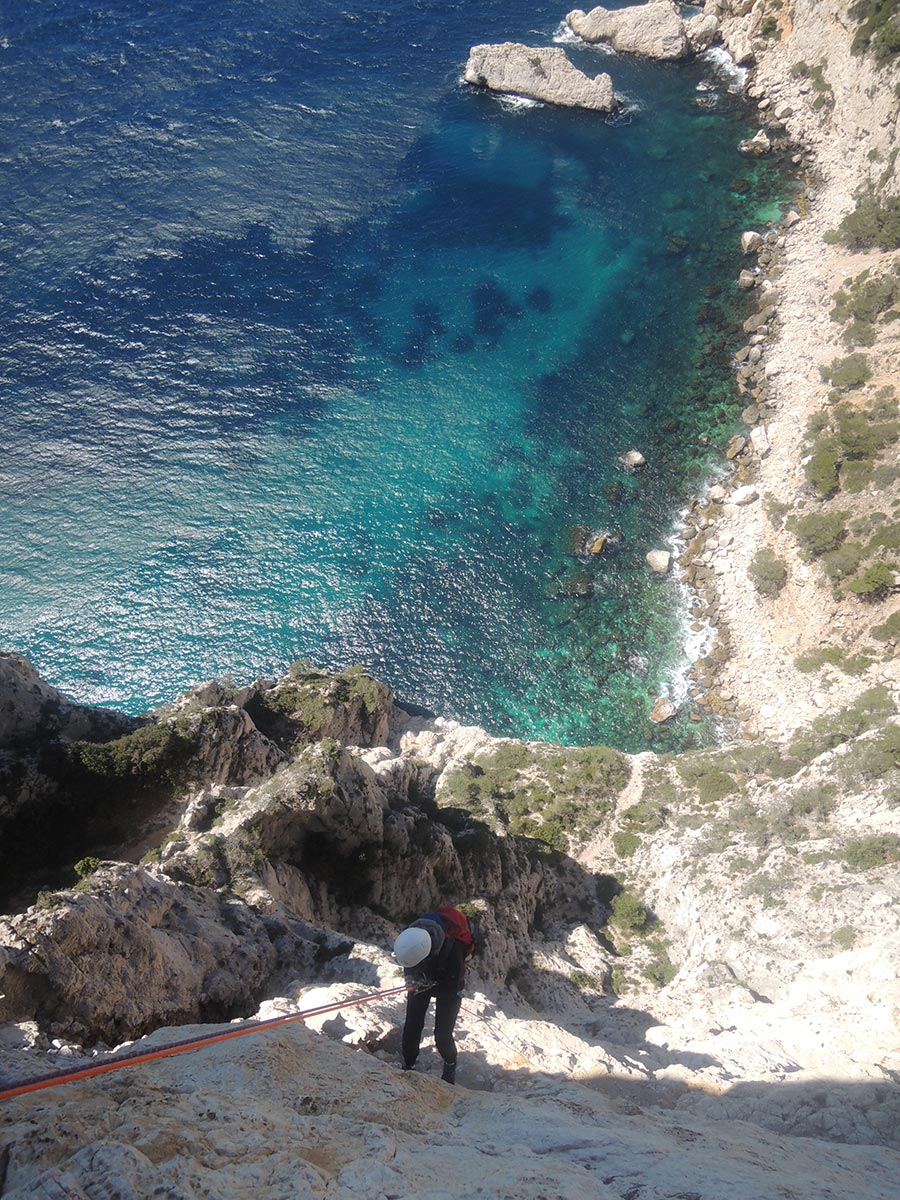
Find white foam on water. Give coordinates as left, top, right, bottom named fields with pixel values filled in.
left=497, top=94, right=542, bottom=111
left=701, top=46, right=748, bottom=93
left=662, top=502, right=718, bottom=711
left=552, top=21, right=616, bottom=53
left=607, top=94, right=641, bottom=124
left=552, top=21, right=581, bottom=45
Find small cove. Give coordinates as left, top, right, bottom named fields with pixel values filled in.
left=0, top=0, right=791, bottom=751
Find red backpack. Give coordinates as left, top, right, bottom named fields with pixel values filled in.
left=423, top=906, right=475, bottom=957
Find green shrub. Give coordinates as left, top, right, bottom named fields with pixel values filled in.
left=620, top=799, right=664, bottom=832
left=871, top=610, right=900, bottom=640
left=442, top=740, right=629, bottom=848
left=835, top=401, right=900, bottom=459
left=849, top=561, right=895, bottom=598
left=760, top=14, right=780, bottom=37
left=841, top=460, right=875, bottom=493
left=840, top=723, right=900, bottom=778
left=821, top=542, right=865, bottom=583
left=826, top=186, right=900, bottom=250
left=74, top=856, right=102, bottom=879
left=794, top=645, right=872, bottom=674
left=805, top=446, right=841, bottom=497
left=748, top=548, right=788, bottom=595
left=766, top=496, right=792, bottom=530
left=869, top=522, right=900, bottom=551
left=787, top=687, right=894, bottom=765
left=843, top=833, right=900, bottom=870
left=843, top=319, right=877, bottom=347
left=831, top=271, right=900, bottom=327
left=610, top=890, right=653, bottom=934
left=820, top=353, right=872, bottom=391
left=833, top=925, right=857, bottom=949
left=612, top=830, right=641, bottom=858
left=787, top=783, right=838, bottom=824
left=793, top=511, right=848, bottom=559
left=69, top=722, right=196, bottom=797
left=850, top=0, right=900, bottom=64
left=570, top=970, right=599, bottom=991
left=610, top=965, right=629, bottom=995
left=642, top=938, right=677, bottom=988
left=675, top=758, right=737, bottom=805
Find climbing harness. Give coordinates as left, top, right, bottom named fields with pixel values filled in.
left=0, top=983, right=413, bottom=1104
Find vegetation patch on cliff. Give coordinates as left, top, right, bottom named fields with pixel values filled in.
left=244, top=664, right=389, bottom=751
left=440, top=742, right=630, bottom=851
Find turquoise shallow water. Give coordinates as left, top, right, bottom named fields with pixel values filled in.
left=0, top=1, right=789, bottom=750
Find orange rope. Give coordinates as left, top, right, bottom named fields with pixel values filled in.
left=0, top=983, right=413, bottom=1103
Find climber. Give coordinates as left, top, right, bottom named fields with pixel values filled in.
left=393, top=905, right=475, bottom=1085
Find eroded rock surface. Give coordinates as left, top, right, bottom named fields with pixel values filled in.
left=567, top=0, right=693, bottom=59
left=464, top=42, right=618, bottom=111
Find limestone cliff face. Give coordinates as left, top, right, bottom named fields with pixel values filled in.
left=0, top=654, right=136, bottom=893
left=0, top=666, right=607, bottom=1043
left=2, top=657, right=899, bottom=1158
left=464, top=42, right=618, bottom=110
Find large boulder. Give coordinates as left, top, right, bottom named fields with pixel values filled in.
left=464, top=43, right=618, bottom=111
left=567, top=0, right=690, bottom=59
left=0, top=865, right=280, bottom=1043
left=685, top=11, right=720, bottom=52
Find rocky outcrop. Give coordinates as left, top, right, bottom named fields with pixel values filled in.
left=464, top=43, right=618, bottom=111
left=0, top=676, right=609, bottom=1042
left=0, top=663, right=399, bottom=909
left=0, top=866, right=280, bottom=1044
left=739, top=128, right=772, bottom=155
left=567, top=0, right=694, bottom=59
left=4, top=1012, right=899, bottom=1200
left=0, top=655, right=137, bottom=900
left=0, top=654, right=132, bottom=750
left=618, top=448, right=646, bottom=472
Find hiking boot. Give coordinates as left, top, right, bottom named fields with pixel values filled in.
left=440, top=1060, right=456, bottom=1085
left=401, top=1060, right=416, bottom=1072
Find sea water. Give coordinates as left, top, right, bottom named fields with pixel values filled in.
left=0, top=0, right=788, bottom=751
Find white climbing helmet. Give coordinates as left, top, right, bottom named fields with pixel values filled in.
left=393, top=927, right=432, bottom=967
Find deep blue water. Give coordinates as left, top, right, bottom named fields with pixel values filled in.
left=0, top=1, right=787, bottom=750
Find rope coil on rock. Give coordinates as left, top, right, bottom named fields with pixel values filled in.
left=0, top=983, right=413, bottom=1104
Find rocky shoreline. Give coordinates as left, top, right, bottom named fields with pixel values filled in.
left=660, top=1, right=900, bottom=742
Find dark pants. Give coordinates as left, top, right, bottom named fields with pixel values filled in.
left=402, top=984, right=461, bottom=1067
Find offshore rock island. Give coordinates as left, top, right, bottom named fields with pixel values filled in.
left=4, top=1, right=900, bottom=1197
left=566, top=0, right=718, bottom=60
left=464, top=42, right=618, bottom=111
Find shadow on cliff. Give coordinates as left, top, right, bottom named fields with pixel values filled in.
left=371, top=992, right=900, bottom=1153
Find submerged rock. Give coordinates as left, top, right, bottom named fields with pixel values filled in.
left=464, top=43, right=618, bottom=112
left=739, top=129, right=772, bottom=156
left=649, top=695, right=677, bottom=722
left=646, top=549, right=671, bottom=575
left=618, top=449, right=646, bottom=473
left=566, top=0, right=693, bottom=60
